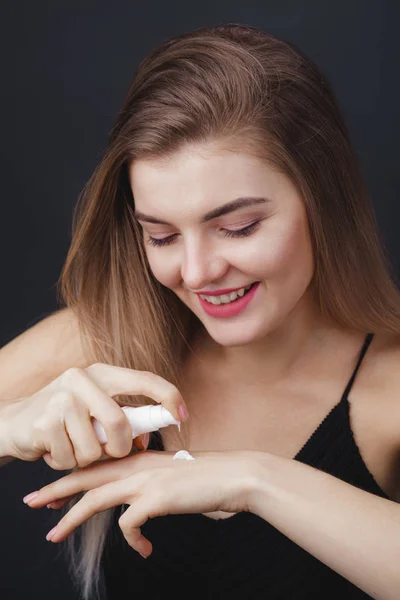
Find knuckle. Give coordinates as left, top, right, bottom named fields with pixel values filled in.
left=48, top=390, right=76, bottom=410
left=85, top=488, right=100, bottom=505
left=60, top=367, right=84, bottom=385
left=77, top=448, right=102, bottom=467
left=165, top=385, right=183, bottom=405
left=146, top=372, right=183, bottom=402
left=34, top=416, right=60, bottom=439
left=53, top=458, right=76, bottom=470
left=32, top=415, right=47, bottom=433
left=85, top=362, right=105, bottom=375
left=49, top=462, right=64, bottom=471
left=109, top=446, right=131, bottom=459
left=117, top=513, right=129, bottom=531
left=91, top=446, right=104, bottom=461
left=62, top=396, right=82, bottom=416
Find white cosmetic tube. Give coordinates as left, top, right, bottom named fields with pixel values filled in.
left=92, top=405, right=180, bottom=445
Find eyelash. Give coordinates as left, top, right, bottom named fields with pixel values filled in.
left=145, top=220, right=261, bottom=248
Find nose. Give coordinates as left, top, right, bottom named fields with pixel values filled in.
left=181, top=237, right=228, bottom=292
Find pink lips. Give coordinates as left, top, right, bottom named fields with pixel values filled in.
left=198, top=282, right=260, bottom=318
left=194, top=285, right=253, bottom=296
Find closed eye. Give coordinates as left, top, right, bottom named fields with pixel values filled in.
left=144, top=220, right=261, bottom=248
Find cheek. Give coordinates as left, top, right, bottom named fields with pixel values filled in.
left=145, top=216, right=314, bottom=291
left=146, top=252, right=179, bottom=289
left=263, top=217, right=314, bottom=284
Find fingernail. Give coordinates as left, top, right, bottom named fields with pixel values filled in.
left=23, top=491, right=39, bottom=504
left=141, top=432, right=149, bottom=450
left=178, top=404, right=189, bottom=421
left=46, top=526, right=58, bottom=542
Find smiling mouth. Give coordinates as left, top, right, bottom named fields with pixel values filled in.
left=201, top=281, right=259, bottom=304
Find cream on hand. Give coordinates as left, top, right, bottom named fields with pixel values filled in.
left=172, top=450, right=195, bottom=460
left=92, top=405, right=181, bottom=444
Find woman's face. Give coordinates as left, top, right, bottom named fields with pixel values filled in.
left=129, top=142, right=315, bottom=347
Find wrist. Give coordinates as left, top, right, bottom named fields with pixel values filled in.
left=0, top=401, right=17, bottom=458
left=244, top=450, right=279, bottom=516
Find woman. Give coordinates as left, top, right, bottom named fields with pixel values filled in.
left=1, top=22, right=400, bottom=600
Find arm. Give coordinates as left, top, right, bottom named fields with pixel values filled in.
left=0, top=399, right=21, bottom=465
left=0, top=307, right=91, bottom=466
left=248, top=452, right=400, bottom=600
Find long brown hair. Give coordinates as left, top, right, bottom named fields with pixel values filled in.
left=56, top=23, right=400, bottom=600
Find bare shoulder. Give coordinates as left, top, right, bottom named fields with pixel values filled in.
left=376, top=333, right=400, bottom=434
left=355, top=332, right=400, bottom=440
left=0, top=308, right=92, bottom=400
left=364, top=332, right=400, bottom=413
left=376, top=333, right=400, bottom=501
left=355, top=332, right=400, bottom=501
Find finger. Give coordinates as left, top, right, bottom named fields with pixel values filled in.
left=58, top=369, right=133, bottom=458
left=85, top=363, right=189, bottom=425
left=24, top=449, right=176, bottom=508
left=41, top=400, right=78, bottom=470
left=63, top=399, right=105, bottom=468
left=118, top=498, right=157, bottom=557
left=42, top=451, right=76, bottom=471
left=24, top=450, right=150, bottom=507
left=24, top=461, right=107, bottom=507
left=133, top=433, right=149, bottom=451
left=47, top=494, right=76, bottom=510
left=46, top=478, right=135, bottom=543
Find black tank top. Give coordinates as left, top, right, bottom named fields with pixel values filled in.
left=101, top=332, right=390, bottom=599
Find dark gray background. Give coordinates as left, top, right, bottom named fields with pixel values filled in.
left=0, top=1, right=399, bottom=598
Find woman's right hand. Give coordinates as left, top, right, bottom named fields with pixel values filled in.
left=0, top=363, right=188, bottom=470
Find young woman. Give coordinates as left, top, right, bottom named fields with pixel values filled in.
left=1, top=23, right=399, bottom=600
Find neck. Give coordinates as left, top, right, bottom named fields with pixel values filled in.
left=190, top=298, right=353, bottom=388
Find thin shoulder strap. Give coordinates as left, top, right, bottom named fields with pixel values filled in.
left=340, top=332, right=374, bottom=401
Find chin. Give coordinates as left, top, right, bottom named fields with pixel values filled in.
left=204, top=323, right=267, bottom=347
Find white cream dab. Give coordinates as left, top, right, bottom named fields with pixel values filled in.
left=172, top=450, right=196, bottom=460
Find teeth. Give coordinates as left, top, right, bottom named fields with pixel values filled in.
left=200, top=284, right=253, bottom=305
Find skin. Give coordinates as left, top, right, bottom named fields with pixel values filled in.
left=129, top=139, right=368, bottom=517
left=24, top=449, right=260, bottom=557
left=24, top=141, right=400, bottom=576
left=129, top=140, right=335, bottom=385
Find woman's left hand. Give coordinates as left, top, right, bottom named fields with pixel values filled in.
left=23, top=449, right=263, bottom=558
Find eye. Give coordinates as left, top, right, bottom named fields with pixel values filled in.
left=145, top=220, right=261, bottom=248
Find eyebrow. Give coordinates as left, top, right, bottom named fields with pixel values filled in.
left=133, top=196, right=271, bottom=225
